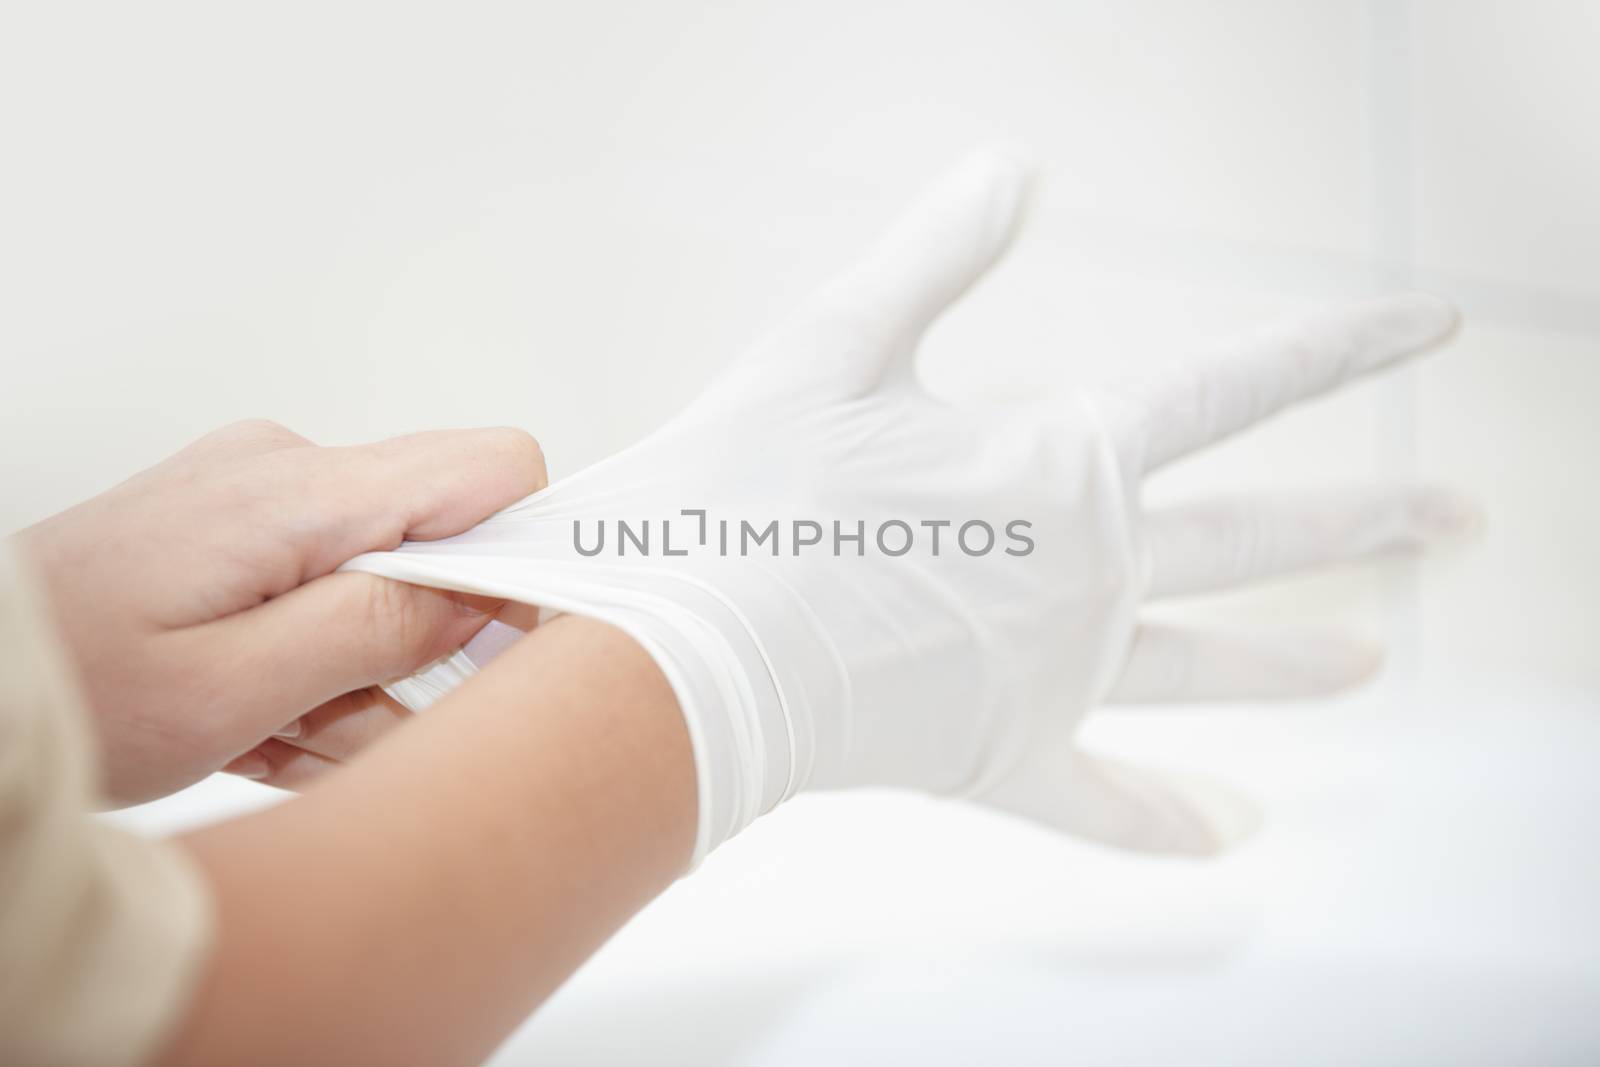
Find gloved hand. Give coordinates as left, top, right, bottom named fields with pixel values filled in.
left=343, top=149, right=1473, bottom=865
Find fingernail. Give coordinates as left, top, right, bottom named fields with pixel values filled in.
left=451, top=592, right=504, bottom=618
left=274, top=719, right=303, bottom=740
left=225, top=753, right=271, bottom=780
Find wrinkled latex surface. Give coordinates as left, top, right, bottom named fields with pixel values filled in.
left=344, top=150, right=1465, bottom=864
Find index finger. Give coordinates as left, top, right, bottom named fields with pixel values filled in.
left=289, top=426, right=548, bottom=579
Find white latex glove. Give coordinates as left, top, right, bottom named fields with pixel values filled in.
left=343, top=149, right=1473, bottom=865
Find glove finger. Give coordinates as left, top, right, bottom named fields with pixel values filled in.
left=1091, top=293, right=1459, bottom=474
left=728, top=146, right=1032, bottom=402
left=986, top=748, right=1258, bottom=856
left=1106, top=620, right=1382, bottom=704
left=1145, top=483, right=1482, bottom=599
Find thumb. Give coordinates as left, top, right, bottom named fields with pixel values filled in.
left=191, top=571, right=503, bottom=747
left=811, top=145, right=1033, bottom=379
left=705, top=146, right=1034, bottom=407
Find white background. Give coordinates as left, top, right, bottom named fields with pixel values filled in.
left=3, top=2, right=1598, bottom=1063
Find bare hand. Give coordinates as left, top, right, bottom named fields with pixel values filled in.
left=19, top=419, right=546, bottom=803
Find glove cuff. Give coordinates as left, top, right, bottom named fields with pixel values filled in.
left=345, top=551, right=844, bottom=868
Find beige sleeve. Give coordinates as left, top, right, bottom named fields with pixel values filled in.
left=0, top=543, right=213, bottom=1067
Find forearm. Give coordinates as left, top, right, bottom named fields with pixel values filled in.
left=163, top=615, right=694, bottom=1067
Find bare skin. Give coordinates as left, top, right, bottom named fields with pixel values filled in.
left=19, top=417, right=548, bottom=803
left=19, top=421, right=700, bottom=1064
left=164, top=613, right=694, bottom=1067
left=222, top=600, right=549, bottom=789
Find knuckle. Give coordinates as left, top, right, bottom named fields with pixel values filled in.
left=214, top=418, right=304, bottom=449
left=181, top=419, right=310, bottom=470
left=233, top=417, right=294, bottom=438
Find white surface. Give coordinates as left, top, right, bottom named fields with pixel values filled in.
left=9, top=1, right=1598, bottom=1063
left=111, top=677, right=1600, bottom=1064
left=499, top=679, right=1600, bottom=1067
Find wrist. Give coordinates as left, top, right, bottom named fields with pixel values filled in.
left=351, top=547, right=849, bottom=865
